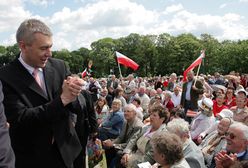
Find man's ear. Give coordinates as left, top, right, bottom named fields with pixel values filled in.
left=18, top=41, right=26, bottom=50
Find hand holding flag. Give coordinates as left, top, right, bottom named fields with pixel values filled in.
left=183, top=50, right=205, bottom=82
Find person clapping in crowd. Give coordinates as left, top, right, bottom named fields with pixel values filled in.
left=212, top=122, right=248, bottom=168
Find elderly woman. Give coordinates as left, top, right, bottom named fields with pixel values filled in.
left=199, top=117, right=232, bottom=167
left=197, top=109, right=233, bottom=144
left=120, top=103, right=169, bottom=168
left=98, top=99, right=124, bottom=141
left=190, top=97, right=215, bottom=141
left=150, top=132, right=190, bottom=168
left=162, top=91, right=174, bottom=112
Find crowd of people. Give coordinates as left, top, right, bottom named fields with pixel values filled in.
left=1, top=18, right=248, bottom=168
left=78, top=69, right=248, bottom=168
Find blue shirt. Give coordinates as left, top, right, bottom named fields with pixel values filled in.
left=101, top=110, right=124, bottom=136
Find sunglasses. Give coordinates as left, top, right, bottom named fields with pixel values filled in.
left=225, top=132, right=236, bottom=139
left=225, top=132, right=246, bottom=140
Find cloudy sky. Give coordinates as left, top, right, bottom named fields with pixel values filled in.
left=1, top=0, right=248, bottom=51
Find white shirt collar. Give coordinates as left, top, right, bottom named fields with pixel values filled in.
left=18, top=53, right=43, bottom=74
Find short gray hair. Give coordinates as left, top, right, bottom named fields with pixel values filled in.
left=16, top=19, right=52, bottom=45
left=167, top=118, right=189, bottom=135
left=124, top=104, right=137, bottom=114
left=230, top=121, right=248, bottom=140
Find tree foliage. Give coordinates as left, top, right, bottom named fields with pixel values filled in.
left=0, top=33, right=247, bottom=77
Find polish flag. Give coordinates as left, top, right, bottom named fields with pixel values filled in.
left=183, top=50, right=205, bottom=82
left=81, top=68, right=88, bottom=78
left=116, top=51, right=139, bottom=71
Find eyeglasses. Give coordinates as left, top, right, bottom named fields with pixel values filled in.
left=225, top=132, right=246, bottom=140
left=225, top=132, right=236, bottom=139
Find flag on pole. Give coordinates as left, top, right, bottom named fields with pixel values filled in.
left=81, top=60, right=93, bottom=78
left=116, top=51, right=139, bottom=71
left=183, top=50, right=205, bottom=82
left=81, top=68, right=88, bottom=78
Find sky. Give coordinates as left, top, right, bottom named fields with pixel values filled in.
left=0, top=0, right=248, bottom=51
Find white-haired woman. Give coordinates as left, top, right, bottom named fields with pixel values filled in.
left=98, top=99, right=124, bottom=141
left=190, top=98, right=215, bottom=142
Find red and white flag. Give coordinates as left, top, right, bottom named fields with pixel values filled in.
left=116, top=51, right=139, bottom=71
left=81, top=68, right=88, bottom=78
left=183, top=50, right=205, bottom=82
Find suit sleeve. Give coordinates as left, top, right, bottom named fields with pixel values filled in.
left=82, top=91, right=97, bottom=134
left=0, top=81, right=15, bottom=168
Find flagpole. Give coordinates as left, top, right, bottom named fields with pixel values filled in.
left=193, top=60, right=202, bottom=87
left=117, top=61, right=123, bottom=78
left=115, top=51, right=123, bottom=78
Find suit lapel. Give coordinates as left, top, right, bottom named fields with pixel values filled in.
left=126, top=119, right=136, bottom=137
left=10, top=59, right=48, bottom=99
left=43, top=64, right=55, bottom=100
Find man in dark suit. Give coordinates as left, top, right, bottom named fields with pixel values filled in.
left=0, top=19, right=95, bottom=168
left=107, top=75, right=119, bottom=90
left=180, top=70, right=204, bottom=122
left=0, top=81, right=15, bottom=168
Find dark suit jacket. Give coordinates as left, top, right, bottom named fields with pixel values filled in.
left=181, top=79, right=204, bottom=110
left=0, top=81, right=15, bottom=168
left=107, top=80, right=118, bottom=89
left=0, top=57, right=83, bottom=168
left=72, top=90, right=98, bottom=168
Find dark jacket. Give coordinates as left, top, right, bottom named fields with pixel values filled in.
left=0, top=57, right=84, bottom=168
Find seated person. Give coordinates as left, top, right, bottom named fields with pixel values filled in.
left=98, top=99, right=124, bottom=141
left=150, top=132, right=190, bottom=168
left=120, top=103, right=169, bottom=168
left=197, top=109, right=233, bottom=143
left=162, top=91, right=174, bottom=112
left=102, top=104, right=144, bottom=167
left=94, top=96, right=109, bottom=125
left=212, top=122, right=248, bottom=168
left=190, top=98, right=215, bottom=142
left=199, top=117, right=232, bottom=167
left=213, top=93, right=228, bottom=117
left=167, top=118, right=205, bottom=168
left=131, top=97, right=144, bottom=121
